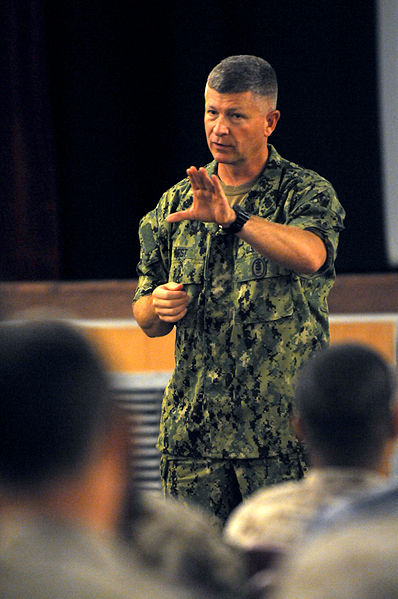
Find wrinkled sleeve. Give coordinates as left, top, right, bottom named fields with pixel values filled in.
left=133, top=201, right=170, bottom=303
left=286, top=179, right=345, bottom=274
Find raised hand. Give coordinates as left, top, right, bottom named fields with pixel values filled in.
left=166, top=167, right=235, bottom=227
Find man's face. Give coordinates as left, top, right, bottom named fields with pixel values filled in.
left=204, top=86, right=279, bottom=168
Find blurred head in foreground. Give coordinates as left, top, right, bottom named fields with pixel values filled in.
left=0, top=317, right=130, bottom=533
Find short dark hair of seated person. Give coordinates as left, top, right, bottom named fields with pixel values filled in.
left=0, top=318, right=114, bottom=489
left=293, top=342, right=397, bottom=472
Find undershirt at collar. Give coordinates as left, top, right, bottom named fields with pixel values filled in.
left=219, top=171, right=263, bottom=207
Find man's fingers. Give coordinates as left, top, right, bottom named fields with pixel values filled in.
left=187, top=166, right=215, bottom=193
left=153, top=295, right=189, bottom=308
left=154, top=297, right=188, bottom=322
left=187, top=165, right=197, bottom=178
left=166, top=210, right=193, bottom=223
left=156, top=304, right=187, bottom=315
left=153, top=283, right=189, bottom=313
left=157, top=307, right=188, bottom=323
left=154, top=284, right=188, bottom=300
left=187, top=166, right=203, bottom=190
left=211, top=173, right=224, bottom=193
left=198, top=167, right=215, bottom=191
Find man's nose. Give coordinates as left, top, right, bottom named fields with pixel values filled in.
left=213, top=118, right=229, bottom=136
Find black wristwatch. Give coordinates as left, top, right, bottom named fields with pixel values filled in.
left=222, top=204, right=251, bottom=234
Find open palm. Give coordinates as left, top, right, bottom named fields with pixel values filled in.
left=166, top=166, right=234, bottom=226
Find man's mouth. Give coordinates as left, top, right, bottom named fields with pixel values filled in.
left=212, top=141, right=232, bottom=149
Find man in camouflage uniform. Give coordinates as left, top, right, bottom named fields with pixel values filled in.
left=132, top=55, right=345, bottom=524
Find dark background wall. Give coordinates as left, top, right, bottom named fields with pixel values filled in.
left=1, top=0, right=391, bottom=281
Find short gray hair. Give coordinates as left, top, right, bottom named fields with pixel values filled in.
left=206, top=55, right=278, bottom=103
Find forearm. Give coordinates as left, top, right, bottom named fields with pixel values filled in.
left=132, top=295, right=174, bottom=338
left=237, top=216, right=327, bottom=274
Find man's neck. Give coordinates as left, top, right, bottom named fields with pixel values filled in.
left=0, top=452, right=127, bottom=535
left=217, top=150, right=269, bottom=186
left=311, top=455, right=391, bottom=478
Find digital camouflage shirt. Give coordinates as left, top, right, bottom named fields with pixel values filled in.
left=133, top=145, right=345, bottom=460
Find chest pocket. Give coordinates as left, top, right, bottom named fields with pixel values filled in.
left=234, top=251, right=294, bottom=323
left=169, top=246, right=204, bottom=287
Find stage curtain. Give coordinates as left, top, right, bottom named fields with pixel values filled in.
left=0, top=0, right=60, bottom=281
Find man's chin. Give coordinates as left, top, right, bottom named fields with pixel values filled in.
left=210, top=152, right=237, bottom=165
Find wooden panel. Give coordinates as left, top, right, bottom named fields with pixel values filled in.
left=1, top=272, right=398, bottom=317
left=330, top=321, right=396, bottom=363
left=0, top=280, right=136, bottom=319
left=328, top=273, right=398, bottom=314
left=85, top=326, right=175, bottom=372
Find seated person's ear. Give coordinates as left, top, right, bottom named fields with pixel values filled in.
left=391, top=402, right=398, bottom=439
left=291, top=415, right=305, bottom=443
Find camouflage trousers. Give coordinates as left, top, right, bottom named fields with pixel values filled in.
left=160, top=453, right=307, bottom=525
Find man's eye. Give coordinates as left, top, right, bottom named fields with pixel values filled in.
left=232, top=113, right=243, bottom=120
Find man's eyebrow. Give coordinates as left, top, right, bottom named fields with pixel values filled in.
left=205, top=103, right=246, bottom=113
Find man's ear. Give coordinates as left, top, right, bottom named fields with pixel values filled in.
left=264, top=109, right=280, bottom=137
left=390, top=400, right=398, bottom=440
left=104, top=404, right=132, bottom=470
left=291, top=415, right=306, bottom=443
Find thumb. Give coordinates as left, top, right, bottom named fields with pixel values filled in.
left=166, top=210, right=191, bottom=223
left=165, top=281, right=184, bottom=291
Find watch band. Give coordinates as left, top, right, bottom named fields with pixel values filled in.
left=222, top=204, right=251, bottom=234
